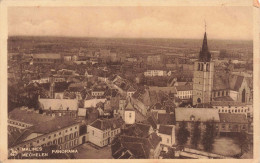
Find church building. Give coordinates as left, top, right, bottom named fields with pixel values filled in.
left=192, top=30, right=214, bottom=106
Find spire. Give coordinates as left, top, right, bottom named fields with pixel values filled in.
left=199, top=22, right=211, bottom=62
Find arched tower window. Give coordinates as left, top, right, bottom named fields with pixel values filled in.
left=206, top=63, right=209, bottom=71
left=198, top=63, right=200, bottom=71
left=201, top=63, right=203, bottom=71
left=242, top=89, right=246, bottom=103
left=197, top=98, right=201, bottom=103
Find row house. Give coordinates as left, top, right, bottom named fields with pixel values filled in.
left=212, top=101, right=252, bottom=117
left=87, top=117, right=124, bottom=147
left=8, top=117, right=81, bottom=157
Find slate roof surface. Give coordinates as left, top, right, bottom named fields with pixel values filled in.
left=213, top=74, right=245, bottom=91
left=158, top=125, right=173, bottom=135
left=157, top=113, right=175, bottom=125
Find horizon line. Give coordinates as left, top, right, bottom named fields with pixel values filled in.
left=8, top=35, right=253, bottom=41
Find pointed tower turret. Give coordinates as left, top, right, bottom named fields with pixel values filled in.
left=199, top=24, right=211, bottom=62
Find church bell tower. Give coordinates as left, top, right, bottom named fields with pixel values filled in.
left=192, top=24, right=214, bottom=106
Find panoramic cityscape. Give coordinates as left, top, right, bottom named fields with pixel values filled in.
left=7, top=6, right=253, bottom=159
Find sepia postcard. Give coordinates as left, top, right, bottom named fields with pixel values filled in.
left=0, top=0, right=259, bottom=162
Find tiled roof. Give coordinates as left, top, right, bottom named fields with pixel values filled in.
left=176, top=85, right=193, bottom=91
left=157, top=113, right=175, bottom=125
left=219, top=113, right=248, bottom=123
left=175, top=108, right=220, bottom=122
left=213, top=96, right=234, bottom=102
left=8, top=107, right=54, bottom=125
left=113, top=133, right=161, bottom=159
left=90, top=117, right=124, bottom=131
left=39, top=98, right=78, bottom=111
left=158, top=125, right=173, bottom=135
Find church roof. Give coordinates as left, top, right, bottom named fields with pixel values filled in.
left=213, top=73, right=245, bottom=91
left=199, top=32, right=211, bottom=62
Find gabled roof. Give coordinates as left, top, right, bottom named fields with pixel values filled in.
left=219, top=113, right=248, bottom=123
left=113, top=133, right=161, bottom=159
left=158, top=125, right=174, bottom=135
left=175, top=108, right=220, bottom=122
left=39, top=98, right=78, bottom=111
left=125, top=102, right=135, bottom=111
left=213, top=74, right=246, bottom=91
left=90, top=117, right=124, bottom=131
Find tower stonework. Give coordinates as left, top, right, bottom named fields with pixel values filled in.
left=192, top=31, right=214, bottom=106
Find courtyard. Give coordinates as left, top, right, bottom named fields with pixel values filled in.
left=212, top=137, right=241, bottom=157
left=74, top=143, right=113, bottom=159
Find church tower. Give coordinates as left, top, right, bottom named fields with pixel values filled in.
left=192, top=25, right=214, bottom=106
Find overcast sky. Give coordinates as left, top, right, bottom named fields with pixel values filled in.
left=8, top=6, right=252, bottom=40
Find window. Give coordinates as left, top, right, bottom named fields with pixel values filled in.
left=222, top=91, right=224, bottom=96
left=70, top=128, right=72, bottom=131
left=92, top=130, right=94, bottom=136
left=48, top=136, right=51, bottom=139
left=75, top=126, right=77, bottom=129
left=129, top=113, right=132, bottom=118
left=37, top=140, right=39, bottom=143
left=218, top=92, right=220, bottom=96
left=242, top=125, right=246, bottom=130
left=43, top=138, right=45, bottom=141
left=229, top=125, right=232, bottom=129
left=167, top=138, right=169, bottom=144
left=54, top=134, right=56, bottom=137
left=59, top=132, right=61, bottom=135
left=222, top=124, right=225, bottom=129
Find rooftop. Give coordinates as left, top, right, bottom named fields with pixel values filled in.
left=219, top=113, right=248, bottom=123
left=8, top=107, right=54, bottom=125
left=175, top=108, right=220, bottom=122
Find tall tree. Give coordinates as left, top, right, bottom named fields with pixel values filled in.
left=191, top=121, right=201, bottom=149
left=237, top=131, right=249, bottom=156
left=177, top=121, right=190, bottom=147
left=202, top=120, right=216, bottom=152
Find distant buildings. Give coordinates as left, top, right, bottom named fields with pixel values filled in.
left=144, top=70, right=171, bottom=77
left=32, top=53, right=62, bottom=64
